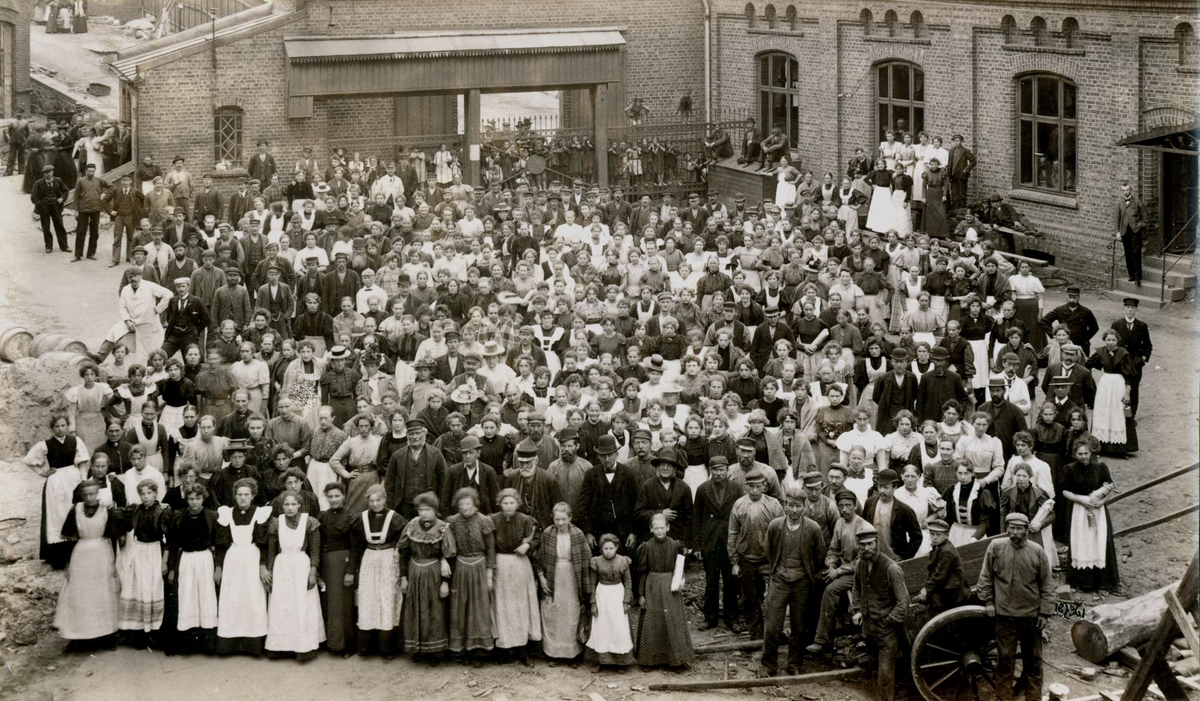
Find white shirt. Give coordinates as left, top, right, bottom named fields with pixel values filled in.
left=554, top=222, right=587, bottom=246
left=355, top=285, right=388, bottom=314
left=370, top=174, right=404, bottom=203
left=120, top=280, right=173, bottom=328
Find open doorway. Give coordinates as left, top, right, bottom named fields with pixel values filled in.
left=456, top=91, right=561, bottom=133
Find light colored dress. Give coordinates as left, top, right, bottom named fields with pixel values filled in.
left=55, top=504, right=120, bottom=640
left=775, top=169, right=798, bottom=210
left=66, top=382, right=114, bottom=452
left=540, top=531, right=583, bottom=659
left=216, top=505, right=272, bottom=641
left=879, top=140, right=901, bottom=171
left=912, top=143, right=928, bottom=202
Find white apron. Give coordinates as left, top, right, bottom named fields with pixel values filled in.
left=177, top=549, right=219, bottom=630
left=216, top=505, right=271, bottom=639
left=967, top=335, right=991, bottom=391
left=266, top=513, right=326, bottom=652
left=356, top=510, right=401, bottom=631
left=306, top=459, right=338, bottom=511
left=45, top=466, right=83, bottom=547
left=131, top=421, right=165, bottom=472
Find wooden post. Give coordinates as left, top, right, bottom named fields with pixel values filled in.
left=593, top=85, right=608, bottom=188
left=464, top=89, right=481, bottom=187
left=1122, top=554, right=1198, bottom=701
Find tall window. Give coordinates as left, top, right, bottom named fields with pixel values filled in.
left=214, top=106, right=243, bottom=166
left=758, top=52, right=799, bottom=147
left=876, top=61, right=924, bottom=143
left=1016, top=74, right=1076, bottom=193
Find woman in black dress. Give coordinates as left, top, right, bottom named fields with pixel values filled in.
left=1059, top=437, right=1119, bottom=593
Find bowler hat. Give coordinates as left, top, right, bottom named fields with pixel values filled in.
left=593, top=435, right=619, bottom=455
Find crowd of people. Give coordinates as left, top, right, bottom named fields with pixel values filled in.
left=20, top=133, right=1157, bottom=699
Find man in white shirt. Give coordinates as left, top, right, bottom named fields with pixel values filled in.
left=356, top=269, right=388, bottom=314
left=553, top=209, right=586, bottom=247
left=92, top=265, right=174, bottom=364
left=370, top=161, right=405, bottom=206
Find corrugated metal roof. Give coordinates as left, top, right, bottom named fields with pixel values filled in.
left=110, top=11, right=289, bottom=78
left=284, top=28, right=626, bottom=62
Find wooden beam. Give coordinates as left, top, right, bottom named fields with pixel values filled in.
left=647, top=667, right=863, bottom=691
left=695, top=639, right=762, bottom=654
left=1123, top=555, right=1199, bottom=701
left=1106, top=463, right=1198, bottom=507
left=1113, top=504, right=1200, bottom=539
left=464, top=89, right=481, bottom=187
left=1163, top=587, right=1200, bottom=661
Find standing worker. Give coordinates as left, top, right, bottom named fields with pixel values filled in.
left=850, top=524, right=909, bottom=701
left=31, top=164, right=70, bottom=253
left=977, top=512, right=1055, bottom=701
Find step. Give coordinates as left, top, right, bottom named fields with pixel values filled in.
left=1140, top=264, right=1197, bottom=290
left=1143, top=253, right=1194, bottom=273
left=1106, top=288, right=1171, bottom=309
left=1112, top=278, right=1188, bottom=302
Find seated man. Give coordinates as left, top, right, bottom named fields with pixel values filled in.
left=758, top=125, right=792, bottom=171
left=913, top=518, right=970, bottom=617
left=807, top=489, right=871, bottom=655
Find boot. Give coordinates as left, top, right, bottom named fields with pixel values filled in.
left=88, top=340, right=115, bottom=364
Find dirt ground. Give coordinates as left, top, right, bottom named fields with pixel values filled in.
left=0, top=171, right=1196, bottom=700
left=30, top=19, right=138, bottom=117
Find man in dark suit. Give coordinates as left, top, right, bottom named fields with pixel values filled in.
left=1039, top=344, right=1096, bottom=410
left=760, top=484, right=826, bottom=677
left=704, top=124, right=733, bottom=160
left=1116, top=182, right=1147, bottom=285
left=737, top=117, right=762, bottom=165
left=384, top=419, right=447, bottom=520
left=192, top=174, right=223, bottom=226
left=1110, top=298, right=1152, bottom=416
left=161, top=277, right=212, bottom=359
left=692, top=456, right=744, bottom=631
left=873, top=349, right=919, bottom=434
left=102, top=172, right=144, bottom=266
left=680, top=192, right=709, bottom=232
left=634, top=449, right=693, bottom=546
left=247, top=139, right=277, bottom=187
left=319, top=252, right=361, bottom=316
left=860, top=469, right=923, bottom=561
left=1039, top=286, right=1099, bottom=355
left=440, top=436, right=500, bottom=516
left=946, top=134, right=976, bottom=210
left=758, top=125, right=791, bottom=171
left=432, top=330, right=464, bottom=384
left=750, top=306, right=795, bottom=372
left=576, top=436, right=640, bottom=550
left=916, top=347, right=971, bottom=424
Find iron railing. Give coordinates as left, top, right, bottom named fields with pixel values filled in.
left=1158, top=209, right=1197, bottom=302
left=143, top=0, right=256, bottom=33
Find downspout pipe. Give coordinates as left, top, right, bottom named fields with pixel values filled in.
left=702, top=0, right=712, bottom=122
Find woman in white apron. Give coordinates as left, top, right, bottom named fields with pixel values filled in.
left=902, top=291, right=943, bottom=349
left=836, top=177, right=861, bottom=235
left=55, top=492, right=121, bottom=644
left=1060, top=441, right=1119, bottom=592
left=265, top=493, right=326, bottom=658
left=130, top=405, right=167, bottom=473
left=26, top=416, right=89, bottom=570
left=960, top=298, right=993, bottom=400
left=943, top=463, right=988, bottom=547
left=895, top=464, right=940, bottom=557
left=773, top=156, right=799, bottom=210
left=117, top=482, right=170, bottom=640
left=865, top=161, right=894, bottom=233
left=215, top=482, right=272, bottom=655
left=354, top=485, right=404, bottom=657
left=911, top=132, right=928, bottom=210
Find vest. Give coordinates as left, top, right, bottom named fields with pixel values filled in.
left=47, top=435, right=78, bottom=469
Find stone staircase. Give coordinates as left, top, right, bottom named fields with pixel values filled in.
left=1111, top=252, right=1196, bottom=307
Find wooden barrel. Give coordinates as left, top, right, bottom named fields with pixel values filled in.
left=30, top=333, right=89, bottom=358
left=35, top=351, right=93, bottom=375
left=0, top=322, right=34, bottom=362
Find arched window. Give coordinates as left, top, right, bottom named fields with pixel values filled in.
left=860, top=8, right=874, bottom=36
left=1177, top=23, right=1198, bottom=67
left=884, top=10, right=898, bottom=37
left=785, top=5, right=796, bottom=31
left=1030, top=17, right=1048, bottom=46
left=1062, top=17, right=1079, bottom=48
left=1016, top=74, right=1076, bottom=193
left=745, top=3, right=756, bottom=28
left=214, top=106, right=244, bottom=166
left=764, top=4, right=776, bottom=29
left=1001, top=15, right=1017, bottom=44
left=758, top=52, right=800, bottom=146
left=910, top=11, right=926, bottom=39
left=875, top=60, right=924, bottom=143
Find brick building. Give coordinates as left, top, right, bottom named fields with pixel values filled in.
left=0, top=0, right=31, bottom=118
left=110, top=0, right=1199, bottom=283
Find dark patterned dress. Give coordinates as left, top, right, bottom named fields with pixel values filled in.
left=398, top=517, right=455, bottom=654
left=635, top=535, right=693, bottom=667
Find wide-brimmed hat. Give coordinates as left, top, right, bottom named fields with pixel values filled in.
left=449, top=384, right=482, bottom=404
left=496, top=291, right=525, bottom=306
left=481, top=340, right=506, bottom=357
left=328, top=345, right=351, bottom=360
left=641, top=354, right=666, bottom=372
left=650, top=449, right=683, bottom=471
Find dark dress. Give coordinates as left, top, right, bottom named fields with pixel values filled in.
left=446, top=512, right=496, bottom=653
left=1060, top=461, right=1119, bottom=592
left=635, top=535, right=693, bottom=667
left=922, top=169, right=949, bottom=238
left=398, top=517, right=455, bottom=654
left=320, top=505, right=357, bottom=653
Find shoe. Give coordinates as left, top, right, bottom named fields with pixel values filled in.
left=757, top=667, right=778, bottom=678
left=45, top=248, right=52, bottom=253
left=60, top=248, right=71, bottom=253
left=805, top=643, right=826, bottom=654
left=109, top=261, right=120, bottom=267
left=786, top=666, right=800, bottom=676
left=71, top=257, right=82, bottom=262
left=1135, top=279, right=1142, bottom=287
left=729, top=621, right=746, bottom=634
left=699, top=620, right=717, bottom=631
left=87, top=256, right=98, bottom=260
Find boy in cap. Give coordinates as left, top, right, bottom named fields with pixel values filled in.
left=728, top=468, right=784, bottom=639
left=912, top=518, right=969, bottom=616
left=692, top=456, right=744, bottom=631
left=977, top=512, right=1054, bottom=701
left=851, top=524, right=909, bottom=701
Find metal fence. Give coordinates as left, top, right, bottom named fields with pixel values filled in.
left=142, top=0, right=257, bottom=33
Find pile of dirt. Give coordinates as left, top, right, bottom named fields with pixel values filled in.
left=0, top=357, right=83, bottom=460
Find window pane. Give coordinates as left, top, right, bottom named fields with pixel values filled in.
left=789, top=93, right=800, bottom=145
left=892, top=105, right=911, bottom=137
left=1063, top=81, right=1077, bottom=120
left=879, top=103, right=890, bottom=143
left=789, top=59, right=799, bottom=90
left=892, top=63, right=910, bottom=101
left=878, top=65, right=889, bottom=99
left=1063, top=126, right=1077, bottom=192
left=1036, top=77, right=1058, bottom=117
left=1036, top=122, right=1059, bottom=189
left=772, top=56, right=788, bottom=87
left=913, top=69, right=924, bottom=103
left=1019, top=120, right=1033, bottom=184
left=1019, top=78, right=1033, bottom=114
left=913, top=107, right=925, bottom=136
left=772, top=92, right=788, bottom=137
left=760, top=56, right=770, bottom=86
left=761, top=93, right=770, bottom=134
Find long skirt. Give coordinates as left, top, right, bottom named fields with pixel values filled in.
left=1067, top=503, right=1119, bottom=591
left=636, top=571, right=693, bottom=666
left=1091, top=373, right=1127, bottom=448
left=541, top=559, right=583, bottom=659
left=775, top=181, right=797, bottom=210
left=930, top=296, right=948, bottom=327
left=118, top=539, right=165, bottom=632
left=890, top=190, right=913, bottom=238
left=177, top=550, right=219, bottom=631
left=586, top=582, right=635, bottom=665
left=1013, top=298, right=1044, bottom=355
left=838, top=204, right=859, bottom=235
left=493, top=553, right=541, bottom=649
left=404, top=558, right=449, bottom=653
left=866, top=186, right=892, bottom=233
left=357, top=548, right=401, bottom=631
left=449, top=554, right=494, bottom=652
left=217, top=542, right=269, bottom=654
left=924, top=188, right=949, bottom=238
left=306, top=459, right=338, bottom=510
left=265, top=552, right=326, bottom=654
left=320, top=550, right=355, bottom=653
left=160, top=404, right=186, bottom=438
left=77, top=410, right=107, bottom=452
left=56, top=537, right=120, bottom=640
left=967, top=337, right=990, bottom=391
left=41, top=466, right=82, bottom=569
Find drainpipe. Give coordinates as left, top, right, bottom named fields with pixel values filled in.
left=702, top=0, right=712, bottom=122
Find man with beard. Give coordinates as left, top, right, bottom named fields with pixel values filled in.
left=872, top=349, right=918, bottom=434
left=621, top=428, right=656, bottom=485
left=503, top=443, right=562, bottom=529
left=915, top=347, right=970, bottom=423
left=851, top=524, right=909, bottom=701
left=576, top=435, right=638, bottom=551
left=692, top=456, right=743, bottom=632
left=383, top=419, right=446, bottom=520
left=513, top=412, right=559, bottom=472
left=729, top=435, right=781, bottom=499
left=546, top=428, right=591, bottom=511
left=440, top=435, right=500, bottom=516
left=728, top=469, right=783, bottom=640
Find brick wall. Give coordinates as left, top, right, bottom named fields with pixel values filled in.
left=0, top=0, right=32, bottom=117
left=710, top=0, right=1199, bottom=284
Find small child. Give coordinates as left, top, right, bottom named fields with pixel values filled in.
left=586, top=533, right=635, bottom=670
left=635, top=513, right=693, bottom=668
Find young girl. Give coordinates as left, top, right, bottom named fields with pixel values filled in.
left=353, top=483, right=407, bottom=658
left=399, top=492, right=455, bottom=663
left=167, top=483, right=219, bottom=654
left=635, top=513, right=693, bottom=668
left=446, top=487, right=496, bottom=662
left=264, top=489, right=326, bottom=659
left=214, top=477, right=272, bottom=656
left=117, top=479, right=171, bottom=645
left=66, top=361, right=114, bottom=451
left=491, top=489, right=541, bottom=665
left=586, top=533, right=635, bottom=670
left=56, top=480, right=123, bottom=650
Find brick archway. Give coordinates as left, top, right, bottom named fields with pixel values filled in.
left=1007, top=52, right=1080, bottom=82
left=866, top=42, right=926, bottom=67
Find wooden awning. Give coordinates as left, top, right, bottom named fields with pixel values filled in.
left=1117, top=108, right=1199, bottom=154
left=284, top=27, right=625, bottom=117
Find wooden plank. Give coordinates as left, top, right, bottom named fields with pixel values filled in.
left=1123, top=555, right=1198, bottom=701
left=997, top=250, right=1049, bottom=265
left=1106, top=463, right=1199, bottom=507
left=1113, top=504, right=1200, bottom=539
left=1163, top=588, right=1200, bottom=660
left=648, top=667, right=863, bottom=691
